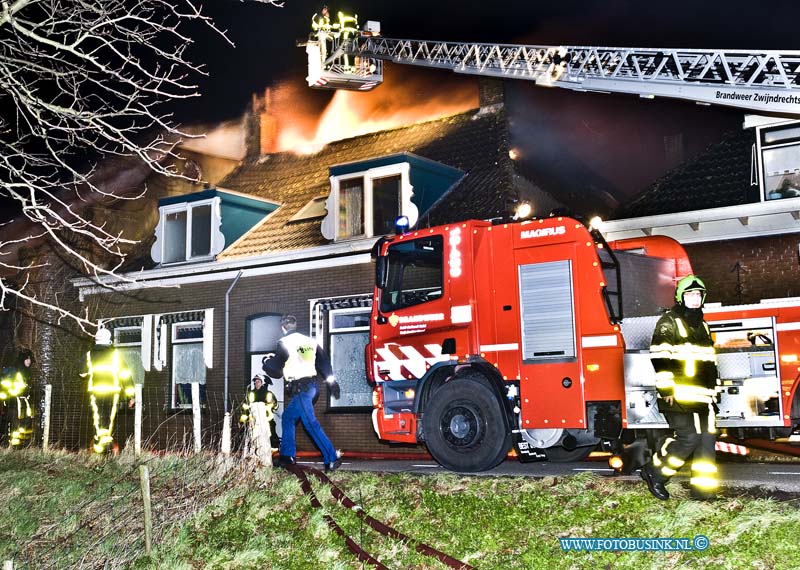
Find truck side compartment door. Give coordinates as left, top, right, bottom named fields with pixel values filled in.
left=515, top=244, right=586, bottom=429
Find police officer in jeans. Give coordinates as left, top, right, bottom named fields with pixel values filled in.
left=640, top=275, right=721, bottom=500
left=263, top=315, right=342, bottom=472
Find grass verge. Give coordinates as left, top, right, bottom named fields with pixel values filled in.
left=1, top=449, right=799, bottom=569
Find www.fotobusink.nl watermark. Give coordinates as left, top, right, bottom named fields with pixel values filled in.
left=560, top=535, right=710, bottom=552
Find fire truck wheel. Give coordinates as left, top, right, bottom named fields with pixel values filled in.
left=422, top=374, right=511, bottom=472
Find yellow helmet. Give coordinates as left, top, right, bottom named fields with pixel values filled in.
left=675, top=275, right=707, bottom=305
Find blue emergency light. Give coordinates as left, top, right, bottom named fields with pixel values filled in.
left=394, top=215, right=410, bottom=234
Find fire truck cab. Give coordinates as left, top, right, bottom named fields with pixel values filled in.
left=367, top=216, right=800, bottom=472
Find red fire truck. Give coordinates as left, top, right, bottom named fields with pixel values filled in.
left=366, top=216, right=800, bottom=472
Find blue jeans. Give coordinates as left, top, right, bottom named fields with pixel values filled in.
left=280, top=382, right=337, bottom=464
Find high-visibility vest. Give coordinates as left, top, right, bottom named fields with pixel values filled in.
left=280, top=333, right=318, bottom=381
left=86, top=349, right=134, bottom=397
left=0, top=370, right=27, bottom=400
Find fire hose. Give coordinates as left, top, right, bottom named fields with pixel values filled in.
left=285, top=463, right=475, bottom=570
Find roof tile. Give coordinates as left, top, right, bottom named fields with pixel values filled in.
left=219, top=108, right=524, bottom=259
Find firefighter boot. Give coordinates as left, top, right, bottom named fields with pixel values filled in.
left=640, top=463, right=670, bottom=500
left=689, top=488, right=717, bottom=501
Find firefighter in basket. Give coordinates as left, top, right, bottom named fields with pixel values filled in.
left=0, top=350, right=35, bottom=447
left=640, top=275, right=722, bottom=500
left=82, top=327, right=134, bottom=454
left=240, top=374, right=280, bottom=450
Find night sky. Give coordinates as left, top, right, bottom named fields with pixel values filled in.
left=187, top=0, right=799, bottom=123
left=177, top=0, right=799, bottom=208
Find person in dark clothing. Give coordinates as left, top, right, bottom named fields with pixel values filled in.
left=0, top=350, right=35, bottom=447
left=262, top=314, right=342, bottom=472
left=640, top=275, right=721, bottom=500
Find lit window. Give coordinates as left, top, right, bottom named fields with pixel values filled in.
left=339, top=177, right=366, bottom=238
left=759, top=123, right=800, bottom=201
left=336, top=175, right=401, bottom=238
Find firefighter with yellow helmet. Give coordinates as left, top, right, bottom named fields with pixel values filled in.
left=640, top=275, right=721, bottom=500
left=1, top=350, right=35, bottom=447
left=83, top=327, right=134, bottom=453
left=239, top=374, right=280, bottom=450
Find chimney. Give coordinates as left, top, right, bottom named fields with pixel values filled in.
left=245, top=88, right=279, bottom=161
left=478, top=78, right=505, bottom=112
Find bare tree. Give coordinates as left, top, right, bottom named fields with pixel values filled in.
left=0, top=0, right=281, bottom=331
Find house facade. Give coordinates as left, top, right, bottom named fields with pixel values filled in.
left=604, top=115, right=800, bottom=306
left=36, top=83, right=565, bottom=454
left=12, top=79, right=800, bottom=455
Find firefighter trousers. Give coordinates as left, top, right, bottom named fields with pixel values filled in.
left=651, top=406, right=718, bottom=495
left=8, top=396, right=34, bottom=447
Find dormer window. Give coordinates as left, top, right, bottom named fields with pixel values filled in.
left=322, top=163, right=417, bottom=241
left=159, top=199, right=222, bottom=264
left=320, top=153, right=464, bottom=242
left=338, top=172, right=402, bottom=238
left=166, top=203, right=211, bottom=263
left=151, top=189, right=278, bottom=266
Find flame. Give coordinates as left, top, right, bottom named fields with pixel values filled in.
left=277, top=71, right=477, bottom=154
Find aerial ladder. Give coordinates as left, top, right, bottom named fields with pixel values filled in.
left=304, top=15, right=800, bottom=116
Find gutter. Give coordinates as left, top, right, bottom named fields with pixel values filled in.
left=224, top=270, right=243, bottom=413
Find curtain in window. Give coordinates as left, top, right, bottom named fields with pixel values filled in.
left=172, top=343, right=206, bottom=385
left=248, top=314, right=283, bottom=353
left=154, top=311, right=206, bottom=371
left=118, top=347, right=145, bottom=385
left=339, top=178, right=364, bottom=238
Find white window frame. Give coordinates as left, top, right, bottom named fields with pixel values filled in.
left=155, top=197, right=223, bottom=265
left=755, top=120, right=800, bottom=202
left=114, top=326, right=142, bottom=347
left=328, top=307, right=372, bottom=410
left=329, top=307, right=372, bottom=334
left=170, top=321, right=206, bottom=409
left=113, top=325, right=147, bottom=386
left=323, top=163, right=418, bottom=241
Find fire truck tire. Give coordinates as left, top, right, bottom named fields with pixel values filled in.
left=422, top=375, right=511, bottom=472
left=543, top=444, right=595, bottom=463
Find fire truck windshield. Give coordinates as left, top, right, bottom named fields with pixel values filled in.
left=379, top=236, right=444, bottom=313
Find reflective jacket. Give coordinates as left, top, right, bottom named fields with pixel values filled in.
left=85, top=346, right=134, bottom=398
left=0, top=368, right=28, bottom=400
left=650, top=305, right=719, bottom=413
left=262, top=332, right=334, bottom=388
left=240, top=385, right=277, bottom=423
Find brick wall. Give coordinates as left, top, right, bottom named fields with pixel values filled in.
left=684, top=234, right=800, bottom=306
left=67, top=257, right=426, bottom=456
